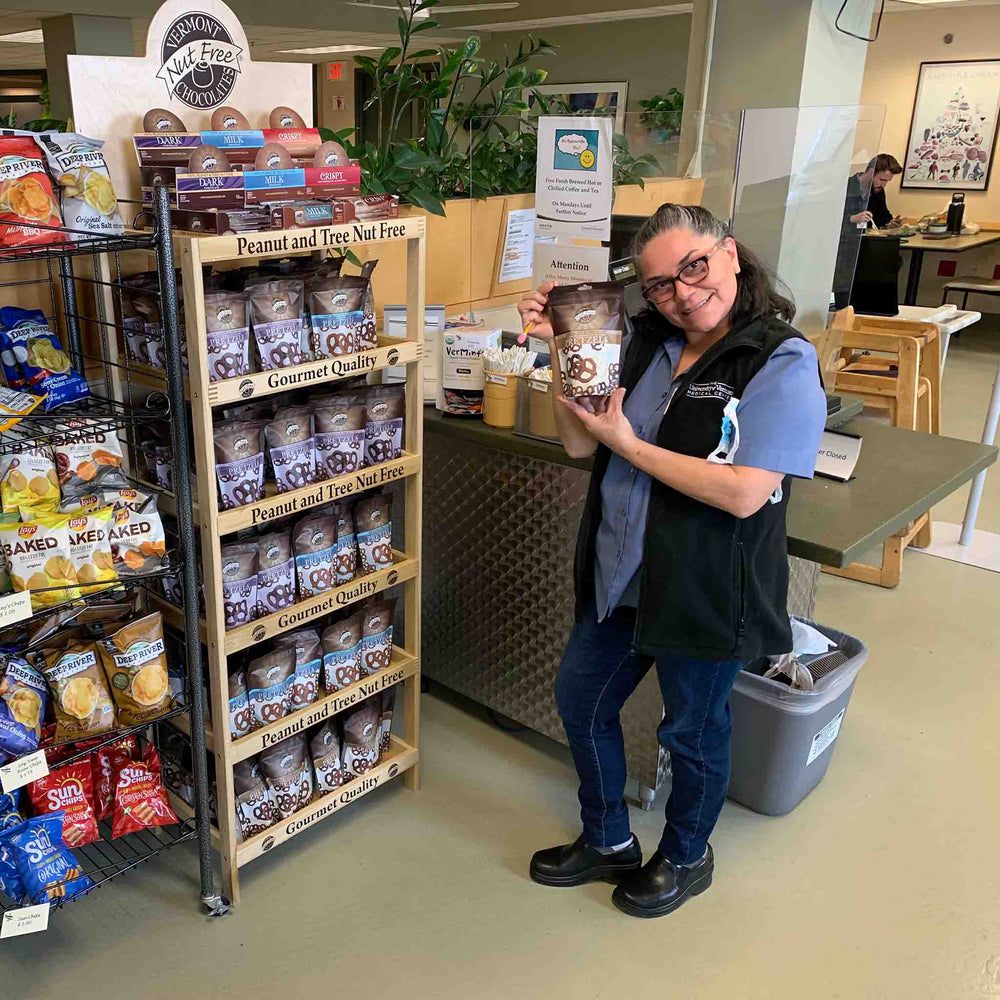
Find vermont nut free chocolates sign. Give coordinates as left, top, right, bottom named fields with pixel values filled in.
left=66, top=0, right=312, bottom=202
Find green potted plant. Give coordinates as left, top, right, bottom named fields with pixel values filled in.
left=638, top=88, right=684, bottom=144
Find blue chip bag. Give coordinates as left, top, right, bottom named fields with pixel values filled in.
left=0, top=654, right=47, bottom=760
left=2, top=814, right=93, bottom=906
left=0, top=789, right=23, bottom=831
left=0, top=837, right=26, bottom=904
left=0, top=307, right=90, bottom=411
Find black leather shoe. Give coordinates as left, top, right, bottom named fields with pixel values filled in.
left=612, top=846, right=714, bottom=917
left=530, top=835, right=642, bottom=887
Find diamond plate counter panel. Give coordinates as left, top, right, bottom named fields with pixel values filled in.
left=422, top=431, right=669, bottom=789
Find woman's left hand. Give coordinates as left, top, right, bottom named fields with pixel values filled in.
left=559, top=388, right=638, bottom=458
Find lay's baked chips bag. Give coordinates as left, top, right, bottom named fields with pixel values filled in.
left=0, top=514, right=81, bottom=609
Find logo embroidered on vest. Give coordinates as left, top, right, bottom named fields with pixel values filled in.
left=686, top=381, right=734, bottom=401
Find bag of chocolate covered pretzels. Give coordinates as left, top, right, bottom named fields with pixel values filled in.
left=247, top=645, right=295, bottom=730
left=321, top=611, right=363, bottom=692
left=220, top=542, right=258, bottom=630
left=204, top=290, right=251, bottom=382
left=255, top=529, right=295, bottom=617
left=264, top=407, right=315, bottom=494
left=334, top=501, right=357, bottom=585
left=313, top=395, right=366, bottom=479
left=309, top=260, right=378, bottom=358
left=229, top=667, right=252, bottom=740
left=360, top=598, right=395, bottom=677
left=380, top=684, right=396, bottom=755
left=363, top=386, right=404, bottom=467
left=248, top=279, right=303, bottom=370
left=271, top=628, right=321, bottom=710
left=341, top=695, right=382, bottom=777
left=258, top=734, right=313, bottom=818
left=292, top=511, right=337, bottom=598
left=233, top=757, right=276, bottom=840
left=214, top=421, right=265, bottom=510
left=309, top=720, right=344, bottom=794
left=354, top=493, right=392, bottom=575
left=548, top=282, right=623, bottom=399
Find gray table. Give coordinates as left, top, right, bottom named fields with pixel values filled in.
left=898, top=230, right=1000, bottom=306
left=420, top=406, right=996, bottom=799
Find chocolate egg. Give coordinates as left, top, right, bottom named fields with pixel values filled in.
left=269, top=106, right=307, bottom=130
left=254, top=142, right=294, bottom=171
left=211, top=106, right=250, bottom=130
left=188, top=144, right=232, bottom=173
left=143, top=108, right=187, bottom=133
left=314, top=141, right=349, bottom=168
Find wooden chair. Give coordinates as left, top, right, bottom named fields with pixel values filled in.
left=824, top=312, right=940, bottom=587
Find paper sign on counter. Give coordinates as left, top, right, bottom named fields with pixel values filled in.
left=814, top=430, right=862, bottom=482
left=1, top=905, right=49, bottom=938
left=0, top=749, right=49, bottom=795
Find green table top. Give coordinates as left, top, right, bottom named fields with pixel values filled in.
left=423, top=407, right=997, bottom=567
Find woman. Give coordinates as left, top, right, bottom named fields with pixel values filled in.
left=517, top=204, right=827, bottom=919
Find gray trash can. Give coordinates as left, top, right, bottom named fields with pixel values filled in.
left=727, top=620, right=868, bottom=816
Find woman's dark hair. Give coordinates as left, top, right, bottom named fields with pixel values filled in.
left=631, top=203, right=796, bottom=325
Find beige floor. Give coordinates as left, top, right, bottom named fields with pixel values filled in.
left=6, top=322, right=1000, bottom=1000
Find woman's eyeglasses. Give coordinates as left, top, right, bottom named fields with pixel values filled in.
left=641, top=240, right=727, bottom=304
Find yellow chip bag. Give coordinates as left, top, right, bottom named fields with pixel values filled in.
left=0, top=443, right=60, bottom=515
left=97, top=612, right=172, bottom=726
left=0, top=386, right=43, bottom=432
left=0, top=514, right=81, bottom=609
left=42, top=639, right=116, bottom=741
left=63, top=506, right=118, bottom=595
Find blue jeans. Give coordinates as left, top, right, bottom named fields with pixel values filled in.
left=554, top=600, right=745, bottom=865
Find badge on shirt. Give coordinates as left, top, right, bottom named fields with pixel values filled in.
left=707, top=397, right=741, bottom=465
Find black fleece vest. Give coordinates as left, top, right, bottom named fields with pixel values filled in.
left=573, top=310, right=810, bottom=661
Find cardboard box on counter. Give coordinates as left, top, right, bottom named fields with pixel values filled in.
left=142, top=168, right=246, bottom=211
left=168, top=208, right=271, bottom=235
left=133, top=128, right=322, bottom=168
left=243, top=164, right=362, bottom=204
left=267, top=194, right=399, bottom=230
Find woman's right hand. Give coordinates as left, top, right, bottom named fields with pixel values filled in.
left=517, top=280, right=557, bottom=344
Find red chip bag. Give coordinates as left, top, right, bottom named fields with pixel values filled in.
left=91, top=734, right=138, bottom=822
left=111, top=743, right=179, bottom=838
left=27, top=760, right=100, bottom=847
left=0, top=136, right=66, bottom=249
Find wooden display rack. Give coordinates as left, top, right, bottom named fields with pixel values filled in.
left=173, top=216, right=426, bottom=904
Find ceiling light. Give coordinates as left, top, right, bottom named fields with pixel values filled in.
left=0, top=29, right=44, bottom=44
left=451, top=4, right=691, bottom=31
left=277, top=43, right=381, bottom=54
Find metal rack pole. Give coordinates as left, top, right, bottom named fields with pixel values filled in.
left=152, top=182, right=229, bottom=916
left=58, top=254, right=84, bottom=371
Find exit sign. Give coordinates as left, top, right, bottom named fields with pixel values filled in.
left=328, top=62, right=343, bottom=81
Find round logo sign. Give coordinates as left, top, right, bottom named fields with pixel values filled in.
left=387, top=349, right=400, bottom=366
left=261, top=835, right=275, bottom=852
left=159, top=13, right=242, bottom=111
left=388, top=763, right=399, bottom=778
left=387, top=571, right=398, bottom=586
left=238, top=378, right=255, bottom=398
left=252, top=624, right=267, bottom=642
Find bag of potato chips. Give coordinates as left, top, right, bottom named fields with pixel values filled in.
left=42, top=640, right=116, bottom=741
left=51, top=420, right=127, bottom=498
left=0, top=307, right=90, bottom=411
left=63, top=506, right=118, bottom=595
left=0, top=441, right=60, bottom=515
left=0, top=515, right=81, bottom=609
left=97, top=613, right=171, bottom=726
left=0, top=386, right=43, bottom=432
left=35, top=133, right=124, bottom=240
left=107, top=503, right=166, bottom=576
left=0, top=134, right=66, bottom=250
left=0, top=654, right=47, bottom=760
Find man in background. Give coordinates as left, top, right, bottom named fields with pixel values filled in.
left=833, top=153, right=904, bottom=307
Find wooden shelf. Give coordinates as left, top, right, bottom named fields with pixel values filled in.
left=224, top=552, right=417, bottom=653
left=149, top=592, right=207, bottom=642
left=236, top=736, right=418, bottom=866
left=230, top=649, right=418, bottom=763
left=217, top=451, right=421, bottom=533
left=179, top=216, right=426, bottom=264
left=206, top=339, right=422, bottom=407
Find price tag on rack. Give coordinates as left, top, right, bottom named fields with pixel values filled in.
left=0, top=591, right=31, bottom=629
left=1, top=904, right=49, bottom=938
left=0, top=750, right=48, bottom=794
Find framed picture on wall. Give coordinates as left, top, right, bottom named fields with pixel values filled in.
left=527, top=82, right=628, bottom=134
left=901, top=59, right=1000, bottom=192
